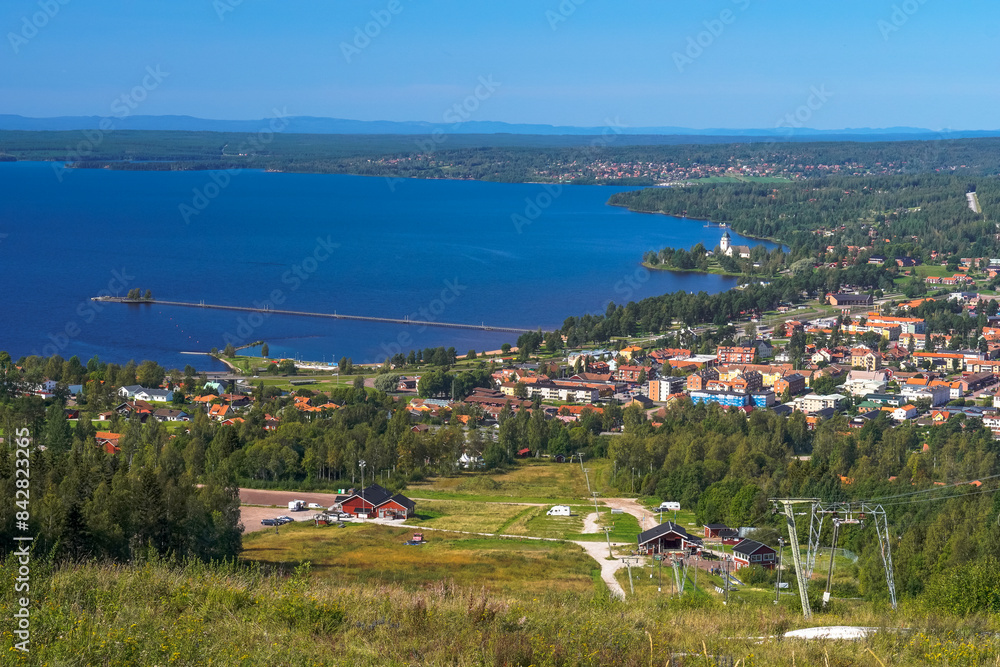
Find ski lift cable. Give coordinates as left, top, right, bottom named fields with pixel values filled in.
left=873, top=485, right=999, bottom=509
left=859, top=472, right=1000, bottom=503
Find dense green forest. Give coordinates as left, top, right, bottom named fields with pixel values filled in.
left=547, top=261, right=894, bottom=343
left=7, top=129, right=1000, bottom=183
left=607, top=401, right=1000, bottom=610
left=611, top=173, right=999, bottom=260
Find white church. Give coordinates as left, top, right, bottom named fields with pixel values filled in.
left=720, top=230, right=751, bottom=259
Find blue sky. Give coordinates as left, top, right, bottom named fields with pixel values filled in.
left=1, top=0, right=996, bottom=129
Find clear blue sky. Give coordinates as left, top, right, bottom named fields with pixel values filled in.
left=1, top=0, right=996, bottom=130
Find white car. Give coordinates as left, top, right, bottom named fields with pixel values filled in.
left=307, top=503, right=324, bottom=510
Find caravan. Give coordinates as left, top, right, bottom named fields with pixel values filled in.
left=546, top=505, right=571, bottom=516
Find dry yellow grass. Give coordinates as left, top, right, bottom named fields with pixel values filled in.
left=240, top=521, right=597, bottom=595
left=404, top=499, right=529, bottom=533
left=406, top=458, right=615, bottom=501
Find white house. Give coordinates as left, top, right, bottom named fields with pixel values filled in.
left=892, top=404, right=918, bottom=421
left=119, top=385, right=144, bottom=398
left=458, top=452, right=484, bottom=469
left=133, top=388, right=174, bottom=403
left=33, top=380, right=57, bottom=396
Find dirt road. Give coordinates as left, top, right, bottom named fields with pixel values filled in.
left=601, top=497, right=657, bottom=532
left=570, top=540, right=626, bottom=599
left=239, top=488, right=346, bottom=507
left=600, top=497, right=700, bottom=534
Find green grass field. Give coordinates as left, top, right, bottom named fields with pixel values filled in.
left=5, top=519, right=999, bottom=665
left=406, top=459, right=616, bottom=503
left=241, top=521, right=596, bottom=596
left=912, top=264, right=965, bottom=279
left=401, top=499, right=528, bottom=534
left=11, top=552, right=994, bottom=666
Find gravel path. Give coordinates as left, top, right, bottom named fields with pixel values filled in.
left=570, top=540, right=626, bottom=599
left=581, top=512, right=601, bottom=534
left=601, top=497, right=656, bottom=529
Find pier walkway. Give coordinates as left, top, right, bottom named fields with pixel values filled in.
left=91, top=297, right=538, bottom=334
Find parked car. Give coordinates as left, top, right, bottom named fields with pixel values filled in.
left=261, top=518, right=278, bottom=526
left=276, top=516, right=295, bottom=525
left=307, top=503, right=324, bottom=510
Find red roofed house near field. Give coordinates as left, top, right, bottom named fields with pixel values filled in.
left=96, top=431, right=122, bottom=454
left=333, top=484, right=415, bottom=520
left=731, top=538, right=777, bottom=570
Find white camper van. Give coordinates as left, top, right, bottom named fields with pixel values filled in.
left=546, top=505, right=571, bottom=516
left=288, top=500, right=306, bottom=511
left=658, top=501, right=681, bottom=512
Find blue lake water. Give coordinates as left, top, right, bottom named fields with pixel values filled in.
left=0, top=162, right=775, bottom=370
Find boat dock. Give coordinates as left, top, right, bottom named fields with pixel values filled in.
left=91, top=297, right=538, bottom=334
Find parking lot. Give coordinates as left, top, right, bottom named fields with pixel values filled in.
left=239, top=488, right=348, bottom=533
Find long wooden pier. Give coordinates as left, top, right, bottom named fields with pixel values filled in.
left=91, top=297, right=538, bottom=334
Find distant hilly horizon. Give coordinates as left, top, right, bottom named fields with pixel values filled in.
left=2, top=114, right=999, bottom=142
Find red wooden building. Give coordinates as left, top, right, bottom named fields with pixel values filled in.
left=703, top=523, right=738, bottom=539
left=732, top=538, right=776, bottom=570
left=637, top=522, right=702, bottom=555
left=335, top=484, right=415, bottom=519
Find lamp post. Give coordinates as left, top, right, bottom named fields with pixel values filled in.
left=358, top=459, right=366, bottom=519
left=775, top=537, right=784, bottom=605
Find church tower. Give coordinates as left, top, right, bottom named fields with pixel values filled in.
left=720, top=230, right=731, bottom=256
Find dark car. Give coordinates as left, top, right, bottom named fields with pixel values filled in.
left=261, top=518, right=278, bottom=526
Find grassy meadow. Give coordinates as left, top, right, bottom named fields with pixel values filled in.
left=4, top=549, right=999, bottom=666
left=240, top=522, right=596, bottom=596
left=401, top=499, right=530, bottom=534
left=406, top=458, right=615, bottom=503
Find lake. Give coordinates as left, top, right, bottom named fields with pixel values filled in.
left=0, top=162, right=775, bottom=370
